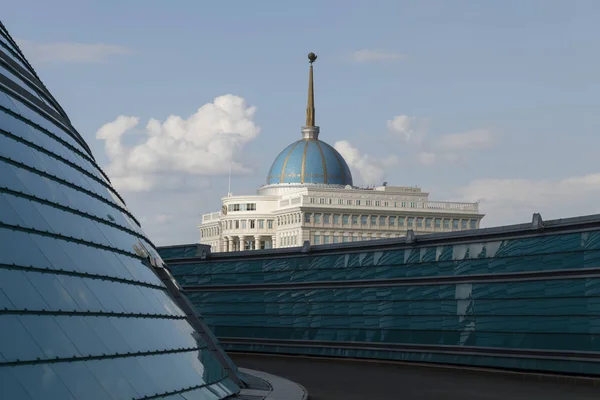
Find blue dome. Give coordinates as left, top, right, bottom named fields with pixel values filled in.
left=267, top=139, right=353, bottom=186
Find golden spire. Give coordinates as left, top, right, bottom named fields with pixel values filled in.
left=305, top=52, right=317, bottom=127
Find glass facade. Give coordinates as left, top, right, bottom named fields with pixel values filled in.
left=160, top=218, right=600, bottom=376
left=0, top=22, right=240, bottom=399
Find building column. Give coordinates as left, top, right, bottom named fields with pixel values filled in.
left=222, top=237, right=229, bottom=253
left=254, top=236, right=261, bottom=250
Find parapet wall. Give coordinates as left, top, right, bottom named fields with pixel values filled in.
left=159, top=214, right=600, bottom=376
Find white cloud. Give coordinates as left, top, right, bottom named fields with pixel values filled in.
left=16, top=39, right=132, bottom=63
left=436, top=129, right=495, bottom=151
left=96, top=94, right=260, bottom=192
left=387, top=121, right=494, bottom=166
left=387, top=115, right=426, bottom=144
left=334, top=140, right=397, bottom=186
left=386, top=114, right=493, bottom=166
left=352, top=49, right=406, bottom=63
left=456, top=172, right=600, bottom=227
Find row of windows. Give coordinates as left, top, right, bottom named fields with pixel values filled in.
left=0, top=40, right=32, bottom=76
left=312, top=233, right=401, bottom=245
left=0, top=131, right=146, bottom=240
left=0, top=263, right=175, bottom=315
left=0, top=61, right=60, bottom=114
left=0, top=159, right=149, bottom=244
left=201, top=226, right=221, bottom=238
left=0, top=101, right=126, bottom=210
left=223, top=219, right=274, bottom=231
left=279, top=232, right=300, bottom=248
left=0, top=190, right=151, bottom=259
left=306, top=213, right=479, bottom=230
left=1, top=349, right=235, bottom=399
left=0, top=86, right=89, bottom=159
left=1, top=314, right=197, bottom=363
left=227, top=203, right=256, bottom=212
left=0, top=107, right=111, bottom=188
left=309, top=197, right=421, bottom=208
left=1, top=229, right=161, bottom=287
left=0, top=31, right=23, bottom=63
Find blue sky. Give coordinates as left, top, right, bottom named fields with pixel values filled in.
left=4, top=0, right=600, bottom=244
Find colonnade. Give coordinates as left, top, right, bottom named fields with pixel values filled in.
left=222, top=235, right=274, bottom=252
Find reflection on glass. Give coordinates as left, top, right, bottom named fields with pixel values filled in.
left=0, top=23, right=239, bottom=400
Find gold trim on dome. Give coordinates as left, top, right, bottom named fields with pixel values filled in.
left=280, top=141, right=302, bottom=183
left=315, top=140, right=328, bottom=184
left=300, top=139, right=309, bottom=183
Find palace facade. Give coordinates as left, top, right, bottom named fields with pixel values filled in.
left=200, top=53, right=484, bottom=252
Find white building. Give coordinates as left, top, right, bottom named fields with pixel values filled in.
left=200, top=53, right=484, bottom=252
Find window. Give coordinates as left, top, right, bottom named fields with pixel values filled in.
left=343, top=236, right=349, bottom=243
left=379, top=216, right=386, bottom=226
left=333, top=236, right=340, bottom=244
left=324, top=214, right=331, bottom=224
left=333, top=215, right=340, bottom=225
left=347, top=199, right=352, bottom=205
left=342, top=215, right=349, bottom=225
left=305, top=213, right=311, bottom=223
left=407, top=217, right=414, bottom=227
left=470, top=220, right=477, bottom=229
left=361, top=216, right=368, bottom=225
left=435, top=218, right=441, bottom=228
left=241, top=220, right=247, bottom=229
left=314, top=235, right=321, bottom=245
left=258, top=220, right=264, bottom=229
left=352, top=215, right=358, bottom=225
left=417, top=218, right=423, bottom=228
left=370, top=216, right=377, bottom=225
left=366, top=200, right=372, bottom=206
left=452, top=220, right=459, bottom=229
left=410, top=202, right=416, bottom=208
left=310, top=198, right=316, bottom=204
left=461, top=220, right=468, bottom=229
left=268, top=220, right=274, bottom=229
left=389, top=217, right=395, bottom=226
left=398, top=218, right=405, bottom=227
left=401, top=202, right=407, bottom=207
left=356, top=200, right=361, bottom=206
left=323, top=236, right=330, bottom=244
left=235, top=220, right=240, bottom=229
left=384, top=201, right=389, bottom=207
left=328, top=198, right=332, bottom=204
left=227, top=203, right=256, bottom=212
left=314, top=214, right=321, bottom=224
left=375, top=201, right=381, bottom=206
left=319, top=198, right=326, bottom=204
left=425, top=218, right=432, bottom=228
left=338, top=199, right=344, bottom=205
left=250, top=220, right=255, bottom=229
left=444, top=219, right=450, bottom=229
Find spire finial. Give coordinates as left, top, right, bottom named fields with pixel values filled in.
left=305, top=52, right=317, bottom=127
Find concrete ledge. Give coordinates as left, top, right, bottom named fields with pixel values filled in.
left=231, top=367, right=308, bottom=400
left=230, top=351, right=600, bottom=388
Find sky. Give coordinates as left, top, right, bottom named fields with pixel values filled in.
left=4, top=0, right=600, bottom=245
